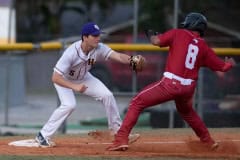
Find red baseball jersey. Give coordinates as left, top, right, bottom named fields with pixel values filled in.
left=158, top=29, right=226, bottom=80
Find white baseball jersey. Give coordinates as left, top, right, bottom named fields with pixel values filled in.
left=54, top=40, right=113, bottom=80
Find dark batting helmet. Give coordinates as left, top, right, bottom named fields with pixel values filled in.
left=181, top=12, right=207, bottom=37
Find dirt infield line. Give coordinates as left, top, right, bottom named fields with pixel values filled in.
left=9, top=139, right=240, bottom=146
left=84, top=139, right=240, bottom=145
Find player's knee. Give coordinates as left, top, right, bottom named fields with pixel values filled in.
left=131, top=96, right=141, bottom=105
left=102, top=91, right=114, bottom=99
left=129, top=96, right=145, bottom=110
left=61, top=102, right=76, bottom=111
left=68, top=105, right=76, bottom=111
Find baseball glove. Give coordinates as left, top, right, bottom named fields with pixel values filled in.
left=130, top=55, right=146, bottom=72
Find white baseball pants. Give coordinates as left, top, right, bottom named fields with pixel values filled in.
left=40, top=72, right=122, bottom=139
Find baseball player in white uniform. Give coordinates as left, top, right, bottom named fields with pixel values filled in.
left=35, top=22, right=140, bottom=147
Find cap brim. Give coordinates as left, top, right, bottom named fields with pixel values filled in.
left=91, top=31, right=105, bottom=36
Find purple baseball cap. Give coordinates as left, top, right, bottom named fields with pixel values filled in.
left=81, top=22, right=104, bottom=36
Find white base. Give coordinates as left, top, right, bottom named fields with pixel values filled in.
left=8, top=139, right=40, bottom=147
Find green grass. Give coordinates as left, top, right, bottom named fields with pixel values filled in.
left=7, top=112, right=151, bottom=130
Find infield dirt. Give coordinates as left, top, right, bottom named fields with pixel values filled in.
left=0, top=128, right=239, bottom=159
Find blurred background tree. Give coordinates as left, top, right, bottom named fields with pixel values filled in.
left=15, top=0, right=240, bottom=47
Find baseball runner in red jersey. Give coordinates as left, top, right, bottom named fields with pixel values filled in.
left=35, top=22, right=141, bottom=147
left=107, top=12, right=236, bottom=151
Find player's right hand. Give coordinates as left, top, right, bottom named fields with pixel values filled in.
left=73, top=83, right=88, bottom=93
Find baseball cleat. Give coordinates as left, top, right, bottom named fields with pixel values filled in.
left=203, top=140, right=219, bottom=150
left=35, top=132, right=55, bottom=148
left=211, top=142, right=219, bottom=150
left=107, top=143, right=129, bottom=151
left=128, top=133, right=140, bottom=144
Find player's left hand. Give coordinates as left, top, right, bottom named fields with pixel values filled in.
left=129, top=55, right=146, bottom=73
left=225, top=57, right=236, bottom=66
left=144, top=29, right=158, bottom=40
left=73, top=83, right=88, bottom=93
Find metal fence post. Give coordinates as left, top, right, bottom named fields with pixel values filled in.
left=132, top=0, right=139, bottom=93
left=4, top=53, right=10, bottom=126
left=197, top=68, right=204, bottom=119
left=168, top=104, right=174, bottom=128
left=168, top=0, right=179, bottom=128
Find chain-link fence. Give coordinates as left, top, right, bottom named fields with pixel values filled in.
left=0, top=44, right=239, bottom=133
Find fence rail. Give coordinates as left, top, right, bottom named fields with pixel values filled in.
left=1, top=42, right=240, bottom=55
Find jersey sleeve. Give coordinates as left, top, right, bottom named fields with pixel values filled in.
left=97, top=43, right=113, bottom=60
left=54, top=46, right=73, bottom=75
left=202, top=47, right=226, bottom=71
left=158, top=29, right=176, bottom=47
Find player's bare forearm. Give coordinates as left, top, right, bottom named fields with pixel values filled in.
left=52, top=72, right=87, bottom=92
left=52, top=72, right=73, bottom=89
left=109, top=51, right=131, bottom=64
left=119, top=53, right=131, bottom=64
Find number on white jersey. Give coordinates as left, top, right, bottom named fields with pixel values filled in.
left=185, top=44, right=199, bottom=69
